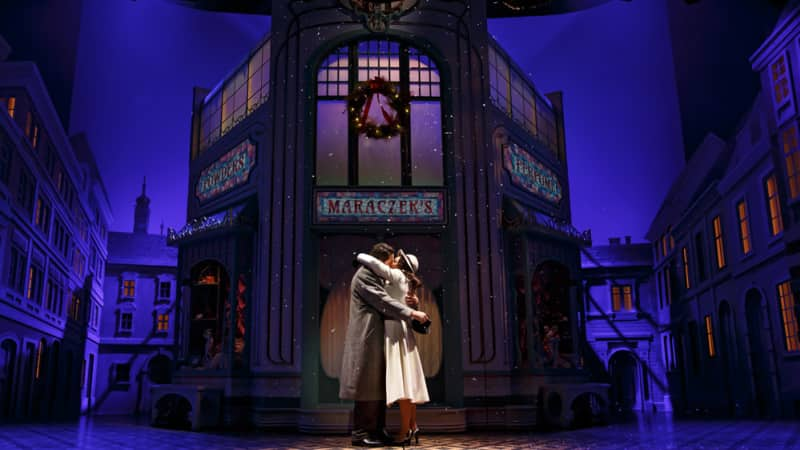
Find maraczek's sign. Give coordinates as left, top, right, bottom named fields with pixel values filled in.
left=503, top=143, right=562, bottom=203
left=314, top=190, right=446, bottom=224
left=195, top=140, right=256, bottom=202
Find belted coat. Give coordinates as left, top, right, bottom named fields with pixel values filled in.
left=338, top=265, right=415, bottom=401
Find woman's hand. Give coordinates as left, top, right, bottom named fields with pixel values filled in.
left=411, top=310, right=429, bottom=323
left=405, top=293, right=419, bottom=308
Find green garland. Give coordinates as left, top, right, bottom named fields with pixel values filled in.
left=347, top=77, right=409, bottom=139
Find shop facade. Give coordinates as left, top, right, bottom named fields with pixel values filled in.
left=167, top=0, right=600, bottom=431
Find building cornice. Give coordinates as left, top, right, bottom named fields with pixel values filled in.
left=751, top=7, right=800, bottom=70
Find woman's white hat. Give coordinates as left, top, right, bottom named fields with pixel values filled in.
left=398, top=249, right=419, bottom=273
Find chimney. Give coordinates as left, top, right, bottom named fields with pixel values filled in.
left=609, top=237, right=621, bottom=245
left=624, top=236, right=631, bottom=245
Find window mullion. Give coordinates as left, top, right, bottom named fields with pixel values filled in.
left=400, top=44, right=412, bottom=186
left=348, top=43, right=359, bottom=186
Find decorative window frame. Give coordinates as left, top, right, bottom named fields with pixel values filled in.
left=115, top=303, right=136, bottom=336
left=155, top=275, right=174, bottom=305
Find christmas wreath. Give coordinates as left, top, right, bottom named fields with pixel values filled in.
left=347, top=77, right=409, bottom=139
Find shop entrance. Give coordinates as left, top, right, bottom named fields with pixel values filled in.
left=317, top=234, right=445, bottom=404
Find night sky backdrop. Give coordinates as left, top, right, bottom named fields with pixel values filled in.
left=65, top=0, right=714, bottom=244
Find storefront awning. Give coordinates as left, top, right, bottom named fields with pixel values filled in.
left=502, top=198, right=591, bottom=246
left=167, top=202, right=254, bottom=245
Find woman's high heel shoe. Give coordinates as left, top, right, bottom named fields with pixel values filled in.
left=410, top=427, right=419, bottom=445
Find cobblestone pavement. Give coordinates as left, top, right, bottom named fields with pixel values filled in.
left=0, top=415, right=798, bottom=449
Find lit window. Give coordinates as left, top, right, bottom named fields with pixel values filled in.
left=623, top=285, right=633, bottom=310
left=777, top=282, right=800, bottom=352
left=682, top=247, right=691, bottom=289
left=221, top=66, right=247, bottom=134
left=34, top=196, right=50, bottom=233
left=246, top=40, right=270, bottom=113
left=611, top=285, right=633, bottom=312
left=712, top=216, right=726, bottom=269
left=704, top=315, right=716, bottom=358
left=122, top=279, right=135, bottom=298
left=35, top=340, right=44, bottom=379
left=765, top=174, right=784, bottom=236
left=198, top=39, right=271, bottom=156
left=488, top=46, right=511, bottom=115
left=771, top=54, right=792, bottom=107
left=488, top=44, right=558, bottom=157
left=0, top=96, right=16, bottom=118
left=157, top=313, right=169, bottom=332
left=737, top=200, right=752, bottom=255
left=26, top=264, right=43, bottom=304
left=782, top=123, right=800, bottom=200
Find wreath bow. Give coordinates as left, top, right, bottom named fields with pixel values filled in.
left=348, top=77, right=409, bottom=139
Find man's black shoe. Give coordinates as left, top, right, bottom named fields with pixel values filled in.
left=350, top=437, right=384, bottom=447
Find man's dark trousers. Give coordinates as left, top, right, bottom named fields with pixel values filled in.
left=352, top=400, right=386, bottom=441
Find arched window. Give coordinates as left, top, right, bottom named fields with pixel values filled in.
left=315, top=40, right=444, bottom=187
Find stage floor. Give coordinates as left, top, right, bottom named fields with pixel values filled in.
left=0, top=414, right=798, bottom=449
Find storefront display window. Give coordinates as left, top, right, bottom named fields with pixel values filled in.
left=189, top=261, right=230, bottom=369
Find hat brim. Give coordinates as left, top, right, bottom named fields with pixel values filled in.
left=398, top=249, right=416, bottom=274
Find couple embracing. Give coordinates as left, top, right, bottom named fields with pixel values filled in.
left=339, top=242, right=432, bottom=447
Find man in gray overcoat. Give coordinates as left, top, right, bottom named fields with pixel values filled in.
left=339, top=242, right=429, bottom=447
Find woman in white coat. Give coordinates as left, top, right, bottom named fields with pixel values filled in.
left=356, top=249, right=429, bottom=445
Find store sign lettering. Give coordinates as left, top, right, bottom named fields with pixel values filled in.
left=195, top=140, right=256, bottom=202
left=503, top=143, right=562, bottom=203
left=314, top=191, right=446, bottom=224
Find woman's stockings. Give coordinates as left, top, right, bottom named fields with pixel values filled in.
left=409, top=403, right=417, bottom=432
left=397, top=399, right=413, bottom=440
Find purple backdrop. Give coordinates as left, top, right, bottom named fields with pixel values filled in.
left=70, top=0, right=684, bottom=245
